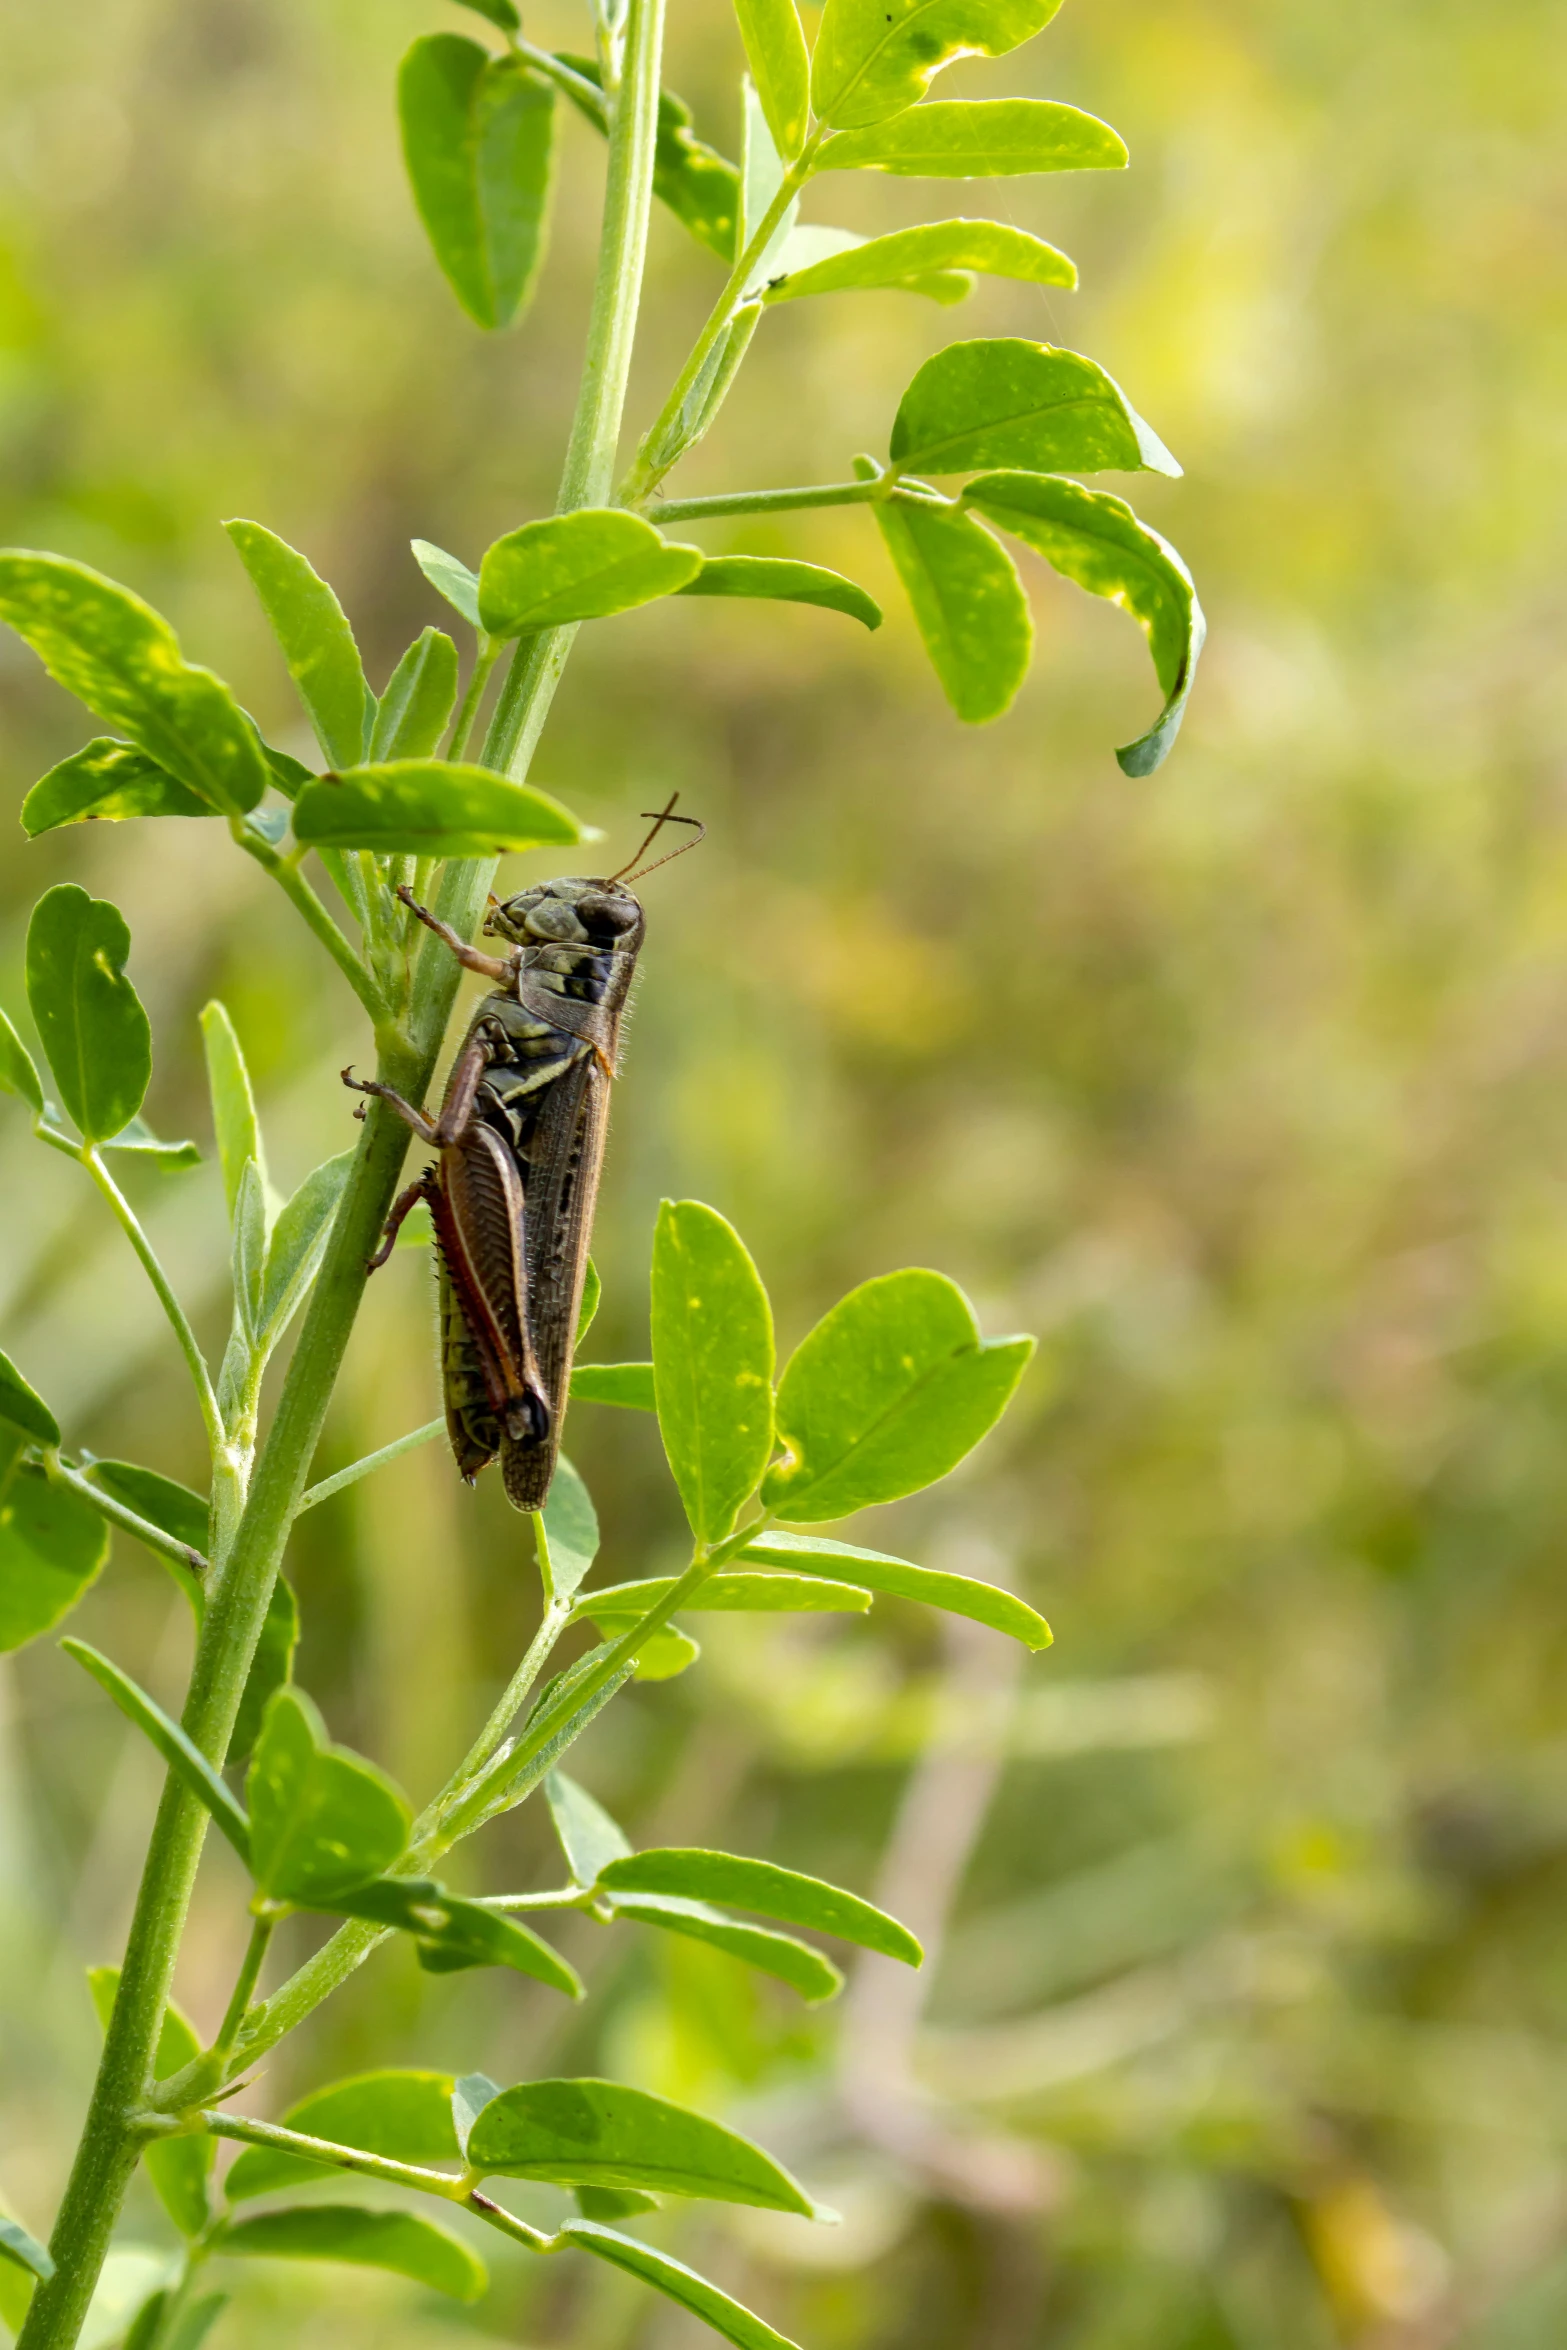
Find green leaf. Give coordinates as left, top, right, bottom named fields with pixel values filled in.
left=547, top=1769, right=632, bottom=1885
left=231, top=1160, right=267, bottom=1342
left=99, top=1116, right=201, bottom=1168
left=574, top=2185, right=657, bottom=2220
left=332, top=1876, right=584, bottom=1997
left=246, top=1687, right=409, bottom=1904
left=0, top=1349, right=59, bottom=1447
left=478, top=510, right=702, bottom=636
left=617, top=1622, right=701, bottom=1681
left=26, top=885, right=151, bottom=1143
left=467, top=2080, right=820, bottom=2214
left=258, top=1150, right=355, bottom=1342
left=61, top=1640, right=249, bottom=1854
left=230, top=1574, right=299, bottom=1766
left=223, top=520, right=371, bottom=770
left=738, top=1529, right=1052, bottom=1647
left=570, top=1361, right=656, bottom=1411
left=0, top=2218, right=52, bottom=2288
left=166, top=2291, right=227, bottom=2350
left=734, top=0, right=810, bottom=159
left=605, top=1892, right=844, bottom=2002
left=763, top=1268, right=1034, bottom=1519
left=0, top=1007, right=44, bottom=1115
left=652, top=1202, right=775, bottom=1546
left=0, top=551, right=268, bottom=814
left=21, top=739, right=215, bottom=836
left=574, top=1571, right=869, bottom=1622
left=820, top=97, right=1127, bottom=178
left=677, top=557, right=881, bottom=630
left=577, top=1256, right=602, bottom=1341
left=452, top=2073, right=502, bottom=2157
left=455, top=0, right=520, bottom=29
left=766, top=217, right=1074, bottom=305
left=0, top=1476, right=107, bottom=1649
left=369, top=629, right=459, bottom=761
left=891, top=338, right=1178, bottom=478
left=813, top=0, right=1062, bottom=129
left=199, top=1002, right=266, bottom=1221
left=293, top=760, right=580, bottom=858
left=563, top=2221, right=804, bottom=2350
left=537, top=1453, right=598, bottom=1605
left=962, top=471, right=1205, bottom=774
left=211, top=2207, right=485, bottom=2302
left=556, top=57, right=739, bottom=262
left=873, top=496, right=1032, bottom=722
left=225, top=2070, right=461, bottom=2201
left=399, top=37, right=557, bottom=331
left=769, top=220, right=972, bottom=307
left=599, top=1849, right=920, bottom=1964
left=89, top=1459, right=209, bottom=1557
left=89, top=1967, right=212, bottom=2235
left=411, top=540, right=482, bottom=631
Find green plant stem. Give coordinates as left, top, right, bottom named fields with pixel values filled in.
left=44, top=1455, right=208, bottom=1583
left=650, top=479, right=888, bottom=524
left=15, top=866, right=491, bottom=2350
left=209, top=1912, right=275, bottom=2066
left=233, top=827, right=383, bottom=1021
left=295, top=1418, right=444, bottom=1514
left=439, top=1597, right=572, bottom=1799
left=81, top=1148, right=225, bottom=1468
left=192, top=2112, right=467, bottom=2201
left=620, top=150, right=820, bottom=508
left=484, top=0, right=667, bottom=782
left=445, top=638, right=500, bottom=761
left=77, top=0, right=677, bottom=2234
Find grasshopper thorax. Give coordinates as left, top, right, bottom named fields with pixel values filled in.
left=483, top=876, right=643, bottom=951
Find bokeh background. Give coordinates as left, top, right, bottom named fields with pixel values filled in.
left=3, top=0, right=1567, bottom=2344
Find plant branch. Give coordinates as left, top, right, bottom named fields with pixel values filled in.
left=81, top=1148, right=224, bottom=1465
left=620, top=148, right=820, bottom=509
left=45, top=1455, right=208, bottom=1586
left=208, top=1912, right=275, bottom=2068
left=191, top=2111, right=467, bottom=2201
left=233, top=825, right=383, bottom=1021
left=649, top=479, right=887, bottom=524
left=295, top=1419, right=444, bottom=1515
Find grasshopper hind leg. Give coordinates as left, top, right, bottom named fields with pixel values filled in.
left=367, top=1175, right=433, bottom=1273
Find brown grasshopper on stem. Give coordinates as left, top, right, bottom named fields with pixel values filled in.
left=344, top=799, right=700, bottom=1510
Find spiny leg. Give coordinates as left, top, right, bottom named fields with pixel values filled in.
left=366, top=1176, right=431, bottom=1274
left=396, top=886, right=515, bottom=986
left=341, top=1065, right=441, bottom=1145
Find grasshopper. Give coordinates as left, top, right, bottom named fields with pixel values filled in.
left=344, top=802, right=699, bottom=1510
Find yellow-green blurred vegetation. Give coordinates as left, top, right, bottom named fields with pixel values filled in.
left=3, top=0, right=1567, bottom=2345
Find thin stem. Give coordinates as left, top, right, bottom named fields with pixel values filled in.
left=233, top=827, right=383, bottom=1021
left=468, top=2192, right=556, bottom=2254
left=649, top=479, right=887, bottom=525
left=445, top=638, right=500, bottom=762
left=620, top=148, right=819, bottom=509
left=208, top=1912, right=275, bottom=2067
left=433, top=1597, right=571, bottom=1805
left=482, top=0, right=669, bottom=781
left=45, top=1455, right=207, bottom=1586
left=472, top=1888, right=593, bottom=1912
left=295, top=1419, right=444, bottom=1515
left=512, top=41, right=605, bottom=113
left=192, top=2112, right=467, bottom=2202
left=82, top=1149, right=224, bottom=1463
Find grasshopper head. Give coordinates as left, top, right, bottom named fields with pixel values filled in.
left=484, top=876, right=643, bottom=949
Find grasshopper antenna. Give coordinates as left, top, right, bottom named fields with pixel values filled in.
left=609, top=791, right=705, bottom=885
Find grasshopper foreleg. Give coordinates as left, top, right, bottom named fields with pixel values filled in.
left=397, top=886, right=515, bottom=985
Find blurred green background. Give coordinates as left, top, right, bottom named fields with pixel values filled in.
left=3, top=0, right=1566, bottom=2345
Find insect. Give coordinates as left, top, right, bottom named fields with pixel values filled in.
left=343, top=799, right=701, bottom=1511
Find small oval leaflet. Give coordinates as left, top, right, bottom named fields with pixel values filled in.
left=292, top=761, right=581, bottom=858
left=465, top=2077, right=824, bottom=2215
left=596, top=1848, right=922, bottom=1965
left=210, top=2206, right=485, bottom=2303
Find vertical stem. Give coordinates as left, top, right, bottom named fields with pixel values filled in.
left=16, top=0, right=673, bottom=2334
left=81, top=1148, right=223, bottom=1464
left=210, top=1913, right=275, bottom=2067
left=482, top=0, right=668, bottom=780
